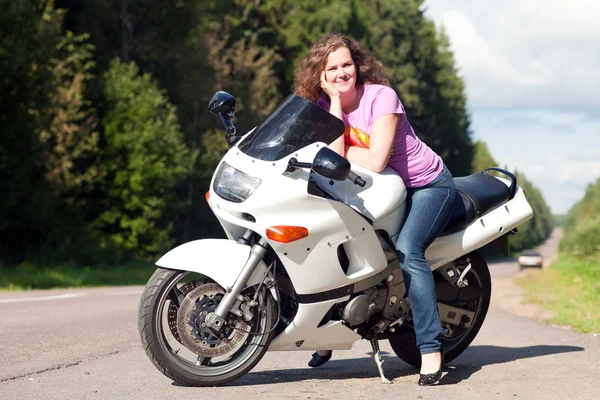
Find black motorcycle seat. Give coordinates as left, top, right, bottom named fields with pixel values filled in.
left=440, top=173, right=512, bottom=236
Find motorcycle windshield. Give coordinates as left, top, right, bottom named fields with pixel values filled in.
left=237, top=94, right=345, bottom=161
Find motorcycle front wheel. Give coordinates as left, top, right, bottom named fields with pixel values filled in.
left=388, top=251, right=491, bottom=367
left=138, top=268, right=277, bottom=386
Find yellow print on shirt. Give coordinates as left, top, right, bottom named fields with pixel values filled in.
left=344, top=126, right=370, bottom=148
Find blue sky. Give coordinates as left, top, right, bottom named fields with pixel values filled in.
left=423, top=0, right=600, bottom=214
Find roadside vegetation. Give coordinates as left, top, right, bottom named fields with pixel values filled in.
left=516, top=256, right=600, bottom=333
left=0, top=262, right=156, bottom=291
left=517, top=177, right=600, bottom=333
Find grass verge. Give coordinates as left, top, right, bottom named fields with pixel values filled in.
left=515, top=255, right=600, bottom=333
left=0, top=262, right=157, bottom=291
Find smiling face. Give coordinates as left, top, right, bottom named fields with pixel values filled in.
left=324, top=46, right=357, bottom=96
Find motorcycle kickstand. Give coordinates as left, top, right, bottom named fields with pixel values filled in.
left=370, top=339, right=392, bottom=384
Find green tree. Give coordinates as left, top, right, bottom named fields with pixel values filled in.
left=509, top=172, right=554, bottom=252
left=32, top=30, right=105, bottom=265
left=0, top=0, right=74, bottom=263
left=95, top=59, right=195, bottom=260
left=57, top=0, right=235, bottom=241
left=471, top=140, right=498, bottom=173
left=56, top=0, right=214, bottom=138
left=560, top=177, right=600, bottom=260
left=197, top=0, right=286, bottom=130
left=40, top=32, right=99, bottom=206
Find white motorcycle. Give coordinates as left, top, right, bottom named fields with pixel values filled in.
left=138, top=91, right=534, bottom=386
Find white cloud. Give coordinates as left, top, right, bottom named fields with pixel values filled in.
left=503, top=155, right=600, bottom=214
left=423, top=0, right=600, bottom=112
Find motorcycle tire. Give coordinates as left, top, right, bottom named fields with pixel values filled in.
left=388, top=251, right=491, bottom=367
left=138, top=268, right=277, bottom=386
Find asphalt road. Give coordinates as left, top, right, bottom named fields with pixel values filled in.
left=1, top=228, right=598, bottom=399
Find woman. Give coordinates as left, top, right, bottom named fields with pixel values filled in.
left=293, top=34, right=457, bottom=386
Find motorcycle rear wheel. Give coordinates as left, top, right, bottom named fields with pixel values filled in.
left=388, top=251, right=491, bottom=367
left=138, top=268, right=277, bottom=386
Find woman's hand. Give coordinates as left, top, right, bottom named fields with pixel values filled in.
left=320, top=71, right=340, bottom=99
left=321, top=71, right=344, bottom=156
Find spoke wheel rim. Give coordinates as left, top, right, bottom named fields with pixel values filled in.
left=154, top=271, right=269, bottom=377
left=440, top=266, right=486, bottom=351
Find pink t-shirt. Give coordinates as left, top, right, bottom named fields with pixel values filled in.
left=316, top=84, right=443, bottom=188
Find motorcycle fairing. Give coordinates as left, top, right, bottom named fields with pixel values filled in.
left=268, top=299, right=361, bottom=351
left=208, top=144, right=390, bottom=295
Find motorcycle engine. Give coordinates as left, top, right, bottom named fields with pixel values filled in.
left=341, top=286, right=387, bottom=326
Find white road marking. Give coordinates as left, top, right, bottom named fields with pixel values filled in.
left=0, top=293, right=83, bottom=304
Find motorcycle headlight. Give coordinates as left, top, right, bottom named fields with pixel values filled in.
left=213, top=162, right=262, bottom=203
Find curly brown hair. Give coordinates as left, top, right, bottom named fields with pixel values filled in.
left=293, top=34, right=390, bottom=103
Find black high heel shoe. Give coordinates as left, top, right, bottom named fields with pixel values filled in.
left=418, top=348, right=445, bottom=386
left=308, top=351, right=332, bottom=367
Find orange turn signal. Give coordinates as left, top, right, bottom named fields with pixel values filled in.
left=205, top=191, right=210, bottom=202
left=266, top=226, right=309, bottom=243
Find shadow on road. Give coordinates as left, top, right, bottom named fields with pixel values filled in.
left=171, top=351, right=410, bottom=388
left=171, top=344, right=583, bottom=387
left=438, top=344, right=584, bottom=385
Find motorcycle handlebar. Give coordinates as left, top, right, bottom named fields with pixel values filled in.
left=348, top=171, right=366, bottom=187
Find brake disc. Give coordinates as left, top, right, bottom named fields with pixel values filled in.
left=175, top=283, right=251, bottom=357
left=167, top=280, right=205, bottom=344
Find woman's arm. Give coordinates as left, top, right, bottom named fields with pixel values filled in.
left=345, top=113, right=398, bottom=172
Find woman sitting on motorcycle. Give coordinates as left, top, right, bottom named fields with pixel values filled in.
left=293, top=33, right=457, bottom=386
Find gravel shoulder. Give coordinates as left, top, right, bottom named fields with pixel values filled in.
left=490, top=276, right=555, bottom=322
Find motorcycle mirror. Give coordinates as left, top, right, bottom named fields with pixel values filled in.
left=208, top=91, right=236, bottom=119
left=208, top=91, right=238, bottom=147
left=312, top=147, right=351, bottom=181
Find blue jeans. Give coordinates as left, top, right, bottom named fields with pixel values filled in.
left=395, top=165, right=456, bottom=354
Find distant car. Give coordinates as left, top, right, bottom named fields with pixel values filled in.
left=518, top=250, right=544, bottom=269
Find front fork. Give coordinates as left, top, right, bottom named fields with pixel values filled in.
left=205, top=234, right=268, bottom=332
